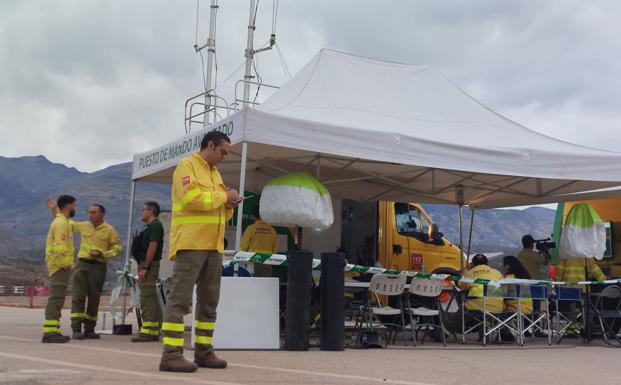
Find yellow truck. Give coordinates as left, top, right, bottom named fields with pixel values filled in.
left=341, top=200, right=465, bottom=275
left=556, top=197, right=621, bottom=278
left=233, top=196, right=464, bottom=275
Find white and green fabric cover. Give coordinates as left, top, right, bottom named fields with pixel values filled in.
left=260, top=172, right=334, bottom=229
left=559, top=203, right=606, bottom=260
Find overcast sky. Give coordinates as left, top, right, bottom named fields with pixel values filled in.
left=1, top=0, right=620, bottom=173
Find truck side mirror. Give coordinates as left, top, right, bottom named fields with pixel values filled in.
left=393, top=244, right=403, bottom=254
left=430, top=223, right=443, bottom=238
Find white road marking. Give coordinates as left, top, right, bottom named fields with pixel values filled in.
left=0, top=335, right=436, bottom=385
left=0, top=368, right=82, bottom=383
left=229, top=362, right=436, bottom=385
left=0, top=351, right=242, bottom=385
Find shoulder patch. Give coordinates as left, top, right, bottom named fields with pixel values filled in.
left=61, top=233, right=66, bottom=241
left=182, top=176, right=190, bottom=186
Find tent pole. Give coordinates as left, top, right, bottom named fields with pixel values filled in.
left=234, top=141, right=248, bottom=250
left=121, top=180, right=136, bottom=325
left=458, top=205, right=464, bottom=273
left=467, top=207, right=475, bottom=257
left=458, top=202, right=465, bottom=343
left=456, top=186, right=465, bottom=273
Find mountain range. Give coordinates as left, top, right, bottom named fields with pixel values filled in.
left=0, top=155, right=555, bottom=284
left=0, top=155, right=170, bottom=285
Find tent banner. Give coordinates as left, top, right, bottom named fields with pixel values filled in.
left=132, top=112, right=244, bottom=180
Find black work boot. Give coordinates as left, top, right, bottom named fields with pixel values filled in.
left=194, top=352, right=227, bottom=369
left=84, top=331, right=100, bottom=339
left=159, top=357, right=198, bottom=372
left=72, top=331, right=85, bottom=340
left=42, top=333, right=71, bottom=343
left=131, top=334, right=159, bottom=342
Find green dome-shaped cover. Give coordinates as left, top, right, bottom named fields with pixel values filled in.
left=559, top=203, right=606, bottom=260
left=260, top=172, right=334, bottom=229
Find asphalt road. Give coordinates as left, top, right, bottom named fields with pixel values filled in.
left=0, top=306, right=618, bottom=385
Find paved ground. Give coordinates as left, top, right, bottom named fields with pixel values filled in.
left=0, top=306, right=619, bottom=385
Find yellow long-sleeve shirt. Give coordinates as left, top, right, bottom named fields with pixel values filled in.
left=169, top=152, right=233, bottom=259
left=52, top=208, right=122, bottom=263
left=72, top=221, right=121, bottom=262
left=45, top=214, right=75, bottom=276
left=240, top=220, right=278, bottom=253
left=556, top=257, right=606, bottom=283
left=503, top=274, right=533, bottom=315
left=459, top=264, right=504, bottom=313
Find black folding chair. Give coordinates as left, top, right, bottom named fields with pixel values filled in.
left=590, top=285, right=621, bottom=346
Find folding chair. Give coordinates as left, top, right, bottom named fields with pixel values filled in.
left=486, top=284, right=521, bottom=345
left=362, top=273, right=407, bottom=346
left=590, top=285, right=621, bottom=346
left=406, top=277, right=446, bottom=346
left=461, top=284, right=518, bottom=346
left=517, top=284, right=552, bottom=346
left=551, top=286, right=583, bottom=344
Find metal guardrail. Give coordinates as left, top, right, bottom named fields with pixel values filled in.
left=184, top=89, right=233, bottom=133
left=232, top=80, right=280, bottom=110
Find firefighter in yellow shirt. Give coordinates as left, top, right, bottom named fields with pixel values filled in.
left=240, top=205, right=278, bottom=277
left=159, top=131, right=241, bottom=373
left=459, top=254, right=504, bottom=314
left=47, top=198, right=122, bottom=340
left=42, top=195, right=77, bottom=343
left=556, top=257, right=606, bottom=286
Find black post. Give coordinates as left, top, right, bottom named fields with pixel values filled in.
left=584, top=257, right=592, bottom=343
left=284, top=250, right=313, bottom=351
left=320, top=252, right=345, bottom=351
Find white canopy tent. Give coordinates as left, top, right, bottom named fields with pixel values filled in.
left=121, top=48, right=621, bottom=334
left=134, top=49, right=621, bottom=209
left=130, top=48, right=621, bottom=259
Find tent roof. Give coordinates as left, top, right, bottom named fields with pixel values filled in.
left=132, top=49, right=621, bottom=208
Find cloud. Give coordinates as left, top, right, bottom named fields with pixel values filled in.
left=1, top=0, right=620, bottom=171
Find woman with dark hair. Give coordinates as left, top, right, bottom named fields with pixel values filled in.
left=504, top=256, right=531, bottom=280
left=503, top=256, right=533, bottom=314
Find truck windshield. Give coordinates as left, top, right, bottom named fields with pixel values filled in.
left=395, top=203, right=431, bottom=241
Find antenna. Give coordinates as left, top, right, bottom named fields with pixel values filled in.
left=242, top=0, right=277, bottom=109
left=186, top=0, right=282, bottom=133
left=194, top=0, right=219, bottom=126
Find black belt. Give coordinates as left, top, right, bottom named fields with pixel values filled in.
left=79, top=258, right=104, bottom=265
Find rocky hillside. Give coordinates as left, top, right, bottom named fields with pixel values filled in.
left=0, top=155, right=170, bottom=284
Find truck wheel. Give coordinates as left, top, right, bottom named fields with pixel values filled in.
left=430, top=267, right=461, bottom=339
left=431, top=268, right=461, bottom=277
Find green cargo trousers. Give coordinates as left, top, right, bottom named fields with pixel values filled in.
left=43, top=267, right=72, bottom=335
left=161, top=250, right=222, bottom=361
left=71, top=259, right=107, bottom=332
left=138, top=260, right=161, bottom=336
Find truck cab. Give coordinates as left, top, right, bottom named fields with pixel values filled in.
left=341, top=200, right=464, bottom=275
left=379, top=201, right=464, bottom=275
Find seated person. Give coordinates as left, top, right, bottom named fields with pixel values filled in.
left=502, top=256, right=533, bottom=315
left=459, top=254, right=504, bottom=313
